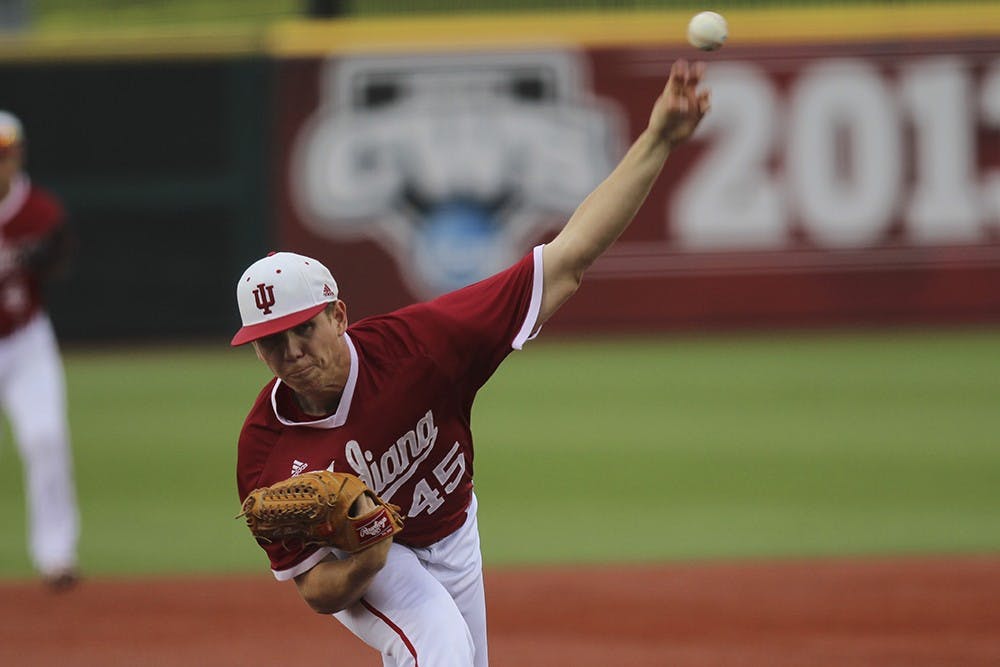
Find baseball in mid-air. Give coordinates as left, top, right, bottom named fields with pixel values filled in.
left=687, top=11, right=728, bottom=51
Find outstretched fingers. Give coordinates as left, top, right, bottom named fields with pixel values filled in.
left=690, top=61, right=706, bottom=86
left=653, top=59, right=711, bottom=145
left=667, top=60, right=707, bottom=107
left=697, top=89, right=711, bottom=115
left=667, top=59, right=689, bottom=94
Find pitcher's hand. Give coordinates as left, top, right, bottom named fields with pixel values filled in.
left=647, top=59, right=711, bottom=149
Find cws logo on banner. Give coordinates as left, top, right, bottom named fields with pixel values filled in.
left=288, top=51, right=625, bottom=299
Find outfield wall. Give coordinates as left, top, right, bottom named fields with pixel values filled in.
left=1, top=4, right=998, bottom=340
left=0, top=55, right=271, bottom=341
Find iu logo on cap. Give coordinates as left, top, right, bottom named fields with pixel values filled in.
left=253, top=283, right=276, bottom=315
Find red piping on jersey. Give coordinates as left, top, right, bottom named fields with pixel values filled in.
left=362, top=598, right=419, bottom=666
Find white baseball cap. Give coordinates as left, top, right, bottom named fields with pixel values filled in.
left=0, top=111, right=24, bottom=150
left=231, top=251, right=339, bottom=346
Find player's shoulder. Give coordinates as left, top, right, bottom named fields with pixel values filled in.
left=348, top=307, right=434, bottom=360
left=236, top=377, right=282, bottom=498
left=4, top=180, right=66, bottom=235
left=24, top=182, right=66, bottom=221
left=240, top=377, right=281, bottom=433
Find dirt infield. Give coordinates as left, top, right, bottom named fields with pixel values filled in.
left=1, top=555, right=997, bottom=666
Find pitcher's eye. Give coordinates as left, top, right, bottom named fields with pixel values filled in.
left=257, top=334, right=281, bottom=351
left=293, top=321, right=314, bottom=336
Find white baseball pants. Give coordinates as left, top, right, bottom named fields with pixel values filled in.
left=0, top=313, right=78, bottom=576
left=334, top=493, right=489, bottom=667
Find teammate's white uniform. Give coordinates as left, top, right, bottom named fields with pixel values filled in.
left=0, top=169, right=79, bottom=582
left=237, top=247, right=544, bottom=666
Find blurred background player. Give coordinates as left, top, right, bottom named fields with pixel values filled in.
left=0, top=110, right=79, bottom=591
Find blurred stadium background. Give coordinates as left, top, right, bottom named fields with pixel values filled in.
left=0, top=0, right=998, bottom=579
left=12, top=1, right=961, bottom=29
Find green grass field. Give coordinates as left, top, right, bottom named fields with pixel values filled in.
left=0, top=328, right=998, bottom=579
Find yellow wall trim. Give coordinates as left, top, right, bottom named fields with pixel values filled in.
left=0, top=4, right=997, bottom=63
left=266, top=5, right=1000, bottom=57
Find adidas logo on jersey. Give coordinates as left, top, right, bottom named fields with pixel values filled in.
left=291, top=459, right=308, bottom=476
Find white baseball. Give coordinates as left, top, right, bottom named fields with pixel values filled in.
left=687, top=11, right=728, bottom=51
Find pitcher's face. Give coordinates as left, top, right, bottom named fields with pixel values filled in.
left=253, top=302, right=349, bottom=397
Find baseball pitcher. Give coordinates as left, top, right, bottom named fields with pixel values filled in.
left=234, top=60, right=710, bottom=666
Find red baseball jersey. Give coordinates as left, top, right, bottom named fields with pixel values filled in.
left=0, top=174, right=64, bottom=336
left=237, top=246, right=544, bottom=580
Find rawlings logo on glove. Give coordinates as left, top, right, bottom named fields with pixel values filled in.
left=238, top=471, right=404, bottom=553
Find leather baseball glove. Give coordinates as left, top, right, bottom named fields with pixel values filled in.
left=238, top=471, right=404, bottom=553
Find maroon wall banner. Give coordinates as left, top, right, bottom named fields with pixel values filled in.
left=274, top=40, right=1000, bottom=331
